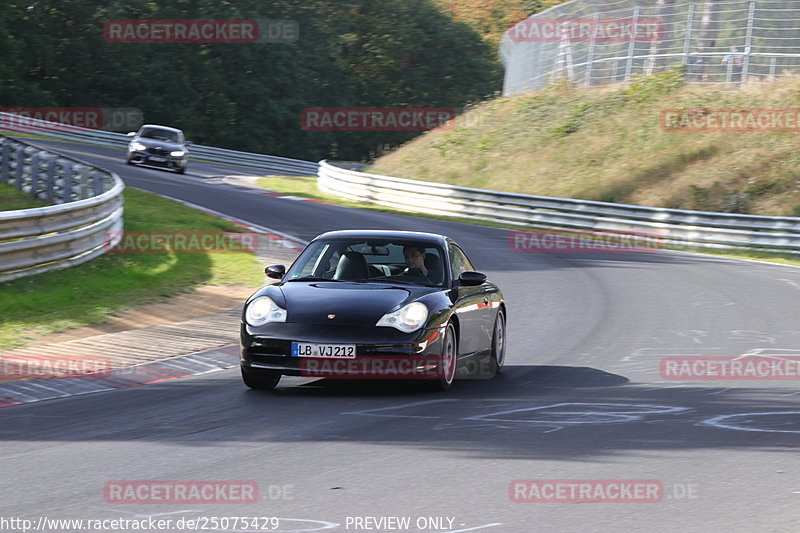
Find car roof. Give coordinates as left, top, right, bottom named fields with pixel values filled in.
left=313, top=229, right=449, bottom=246
left=139, top=124, right=183, bottom=134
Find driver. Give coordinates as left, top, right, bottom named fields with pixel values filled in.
left=402, top=245, right=430, bottom=282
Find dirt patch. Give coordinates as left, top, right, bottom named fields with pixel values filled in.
left=30, top=285, right=256, bottom=345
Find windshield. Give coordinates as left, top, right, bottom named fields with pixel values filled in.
left=139, top=127, right=181, bottom=143
left=285, top=238, right=447, bottom=287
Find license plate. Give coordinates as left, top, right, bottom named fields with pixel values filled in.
left=149, top=156, right=166, bottom=162
left=291, top=342, right=356, bottom=358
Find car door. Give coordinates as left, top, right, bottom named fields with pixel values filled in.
left=449, top=243, right=493, bottom=355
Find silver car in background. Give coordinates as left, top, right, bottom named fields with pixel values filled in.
left=126, top=124, right=189, bottom=174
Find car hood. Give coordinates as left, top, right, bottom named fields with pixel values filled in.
left=278, top=282, right=433, bottom=325
left=132, top=137, right=185, bottom=150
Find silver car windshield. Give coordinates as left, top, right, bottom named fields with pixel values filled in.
left=140, top=128, right=180, bottom=143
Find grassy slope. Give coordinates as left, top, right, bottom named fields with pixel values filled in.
left=370, top=71, right=800, bottom=216
left=0, top=187, right=262, bottom=349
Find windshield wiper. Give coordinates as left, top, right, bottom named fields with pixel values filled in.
left=286, top=276, right=342, bottom=282
left=368, top=278, right=435, bottom=286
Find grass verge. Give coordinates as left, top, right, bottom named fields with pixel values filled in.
left=0, top=187, right=262, bottom=350
left=0, top=183, right=49, bottom=210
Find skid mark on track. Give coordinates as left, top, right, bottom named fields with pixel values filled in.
left=342, top=399, right=456, bottom=419
left=343, top=401, right=692, bottom=433
left=345, top=400, right=800, bottom=435
left=700, top=411, right=800, bottom=434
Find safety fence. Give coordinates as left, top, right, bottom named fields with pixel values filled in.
left=500, top=0, right=800, bottom=94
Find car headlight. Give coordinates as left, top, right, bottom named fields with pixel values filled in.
left=245, top=296, right=286, bottom=326
left=130, top=141, right=146, bottom=151
left=170, top=150, right=185, bottom=157
left=376, top=302, right=428, bottom=333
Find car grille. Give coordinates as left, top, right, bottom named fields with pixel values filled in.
left=146, top=146, right=170, bottom=156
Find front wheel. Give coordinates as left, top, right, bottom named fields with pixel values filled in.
left=241, top=366, right=281, bottom=390
left=176, top=166, right=186, bottom=174
left=490, top=310, right=506, bottom=375
left=431, top=323, right=457, bottom=391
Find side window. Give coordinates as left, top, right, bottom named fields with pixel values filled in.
left=449, top=244, right=474, bottom=278
left=291, top=244, right=331, bottom=278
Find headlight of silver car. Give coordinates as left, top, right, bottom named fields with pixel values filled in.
left=130, top=141, right=146, bottom=151
left=245, top=296, right=287, bottom=326
left=170, top=150, right=185, bottom=157
left=376, top=302, right=428, bottom=333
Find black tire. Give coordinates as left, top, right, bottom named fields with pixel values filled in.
left=176, top=166, right=186, bottom=174
left=431, top=323, right=457, bottom=391
left=490, top=310, right=506, bottom=375
left=126, top=158, right=134, bottom=165
left=241, top=366, right=281, bottom=390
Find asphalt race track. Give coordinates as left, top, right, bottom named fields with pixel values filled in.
left=2, top=139, right=799, bottom=532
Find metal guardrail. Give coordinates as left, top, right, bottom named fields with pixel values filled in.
left=0, top=135, right=124, bottom=282
left=0, top=112, right=319, bottom=176
left=318, top=160, right=800, bottom=253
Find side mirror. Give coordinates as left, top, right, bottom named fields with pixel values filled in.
left=458, top=271, right=487, bottom=286
left=265, top=264, right=286, bottom=279
left=126, top=132, right=136, bottom=137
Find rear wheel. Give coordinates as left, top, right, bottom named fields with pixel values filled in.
left=490, top=310, right=506, bottom=375
left=431, top=323, right=457, bottom=391
left=241, top=366, right=281, bottom=390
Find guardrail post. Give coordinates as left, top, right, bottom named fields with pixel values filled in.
left=30, top=152, right=40, bottom=198
left=62, top=162, right=73, bottom=202
left=46, top=155, right=57, bottom=202
left=92, top=171, right=103, bottom=196
left=77, top=165, right=90, bottom=199
left=14, top=145, right=25, bottom=190
left=0, top=139, right=9, bottom=184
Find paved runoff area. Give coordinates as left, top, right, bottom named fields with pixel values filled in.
left=0, top=245, right=300, bottom=407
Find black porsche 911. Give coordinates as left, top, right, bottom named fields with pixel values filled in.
left=240, top=230, right=506, bottom=391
